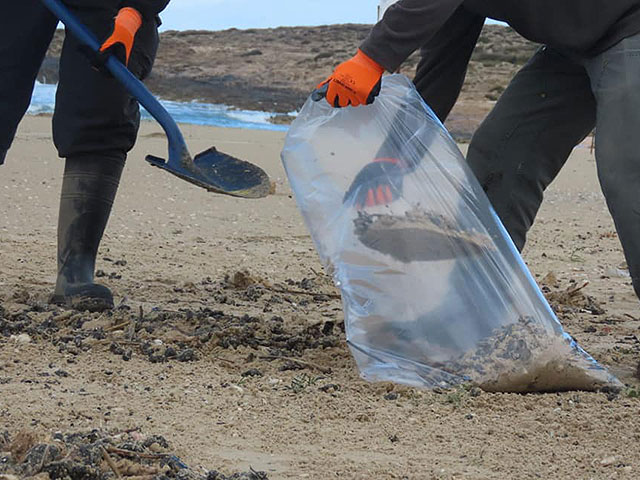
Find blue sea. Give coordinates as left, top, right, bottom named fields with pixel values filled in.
left=28, top=81, right=292, bottom=132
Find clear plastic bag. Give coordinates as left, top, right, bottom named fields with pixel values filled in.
left=378, top=0, right=399, bottom=20
left=281, top=75, right=622, bottom=392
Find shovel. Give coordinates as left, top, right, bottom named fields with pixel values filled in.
left=40, top=0, right=272, bottom=199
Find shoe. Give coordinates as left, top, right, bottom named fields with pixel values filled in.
left=50, top=154, right=124, bottom=312
left=50, top=283, right=114, bottom=312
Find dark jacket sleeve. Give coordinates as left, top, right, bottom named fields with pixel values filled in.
left=121, top=0, right=169, bottom=18
left=413, top=7, right=485, bottom=121
left=360, top=0, right=465, bottom=72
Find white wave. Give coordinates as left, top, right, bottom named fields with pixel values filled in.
left=27, top=82, right=57, bottom=115
left=27, top=81, right=294, bottom=131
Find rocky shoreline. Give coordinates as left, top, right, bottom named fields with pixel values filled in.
left=40, top=24, right=537, bottom=138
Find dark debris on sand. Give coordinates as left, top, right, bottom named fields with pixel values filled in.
left=0, top=273, right=342, bottom=366
left=543, top=280, right=606, bottom=316
left=0, top=429, right=269, bottom=480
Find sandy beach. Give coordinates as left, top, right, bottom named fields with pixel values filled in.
left=1, top=116, right=639, bottom=479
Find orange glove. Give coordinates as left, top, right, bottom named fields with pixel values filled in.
left=316, top=49, right=385, bottom=107
left=344, top=158, right=405, bottom=209
left=99, top=7, right=143, bottom=67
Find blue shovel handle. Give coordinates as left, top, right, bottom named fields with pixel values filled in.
left=40, top=0, right=192, bottom=168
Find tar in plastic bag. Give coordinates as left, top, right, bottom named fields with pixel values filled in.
left=281, top=75, right=622, bottom=393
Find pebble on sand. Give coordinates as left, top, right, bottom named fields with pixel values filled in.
left=10, top=333, right=32, bottom=344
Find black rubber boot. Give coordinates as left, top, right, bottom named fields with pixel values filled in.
left=50, top=155, right=125, bottom=312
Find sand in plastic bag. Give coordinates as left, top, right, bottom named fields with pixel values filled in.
left=281, top=75, right=622, bottom=393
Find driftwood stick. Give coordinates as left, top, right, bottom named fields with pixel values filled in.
left=105, top=320, right=131, bottom=332
left=260, top=354, right=332, bottom=374
left=267, top=285, right=341, bottom=300
left=106, top=446, right=169, bottom=460
left=101, top=446, right=122, bottom=479
left=35, top=444, right=50, bottom=476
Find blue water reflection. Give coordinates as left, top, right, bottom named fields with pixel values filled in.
left=28, top=82, right=291, bottom=132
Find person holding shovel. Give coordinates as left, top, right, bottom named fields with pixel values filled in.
left=0, top=0, right=169, bottom=311
left=318, top=0, right=640, bottom=303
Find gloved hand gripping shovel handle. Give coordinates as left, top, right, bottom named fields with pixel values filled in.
left=40, top=0, right=190, bottom=168
left=40, top=0, right=271, bottom=198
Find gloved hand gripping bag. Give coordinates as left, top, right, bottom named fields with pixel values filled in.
left=281, top=75, right=621, bottom=392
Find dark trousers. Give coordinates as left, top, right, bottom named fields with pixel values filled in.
left=414, top=38, right=640, bottom=301
left=0, top=0, right=159, bottom=165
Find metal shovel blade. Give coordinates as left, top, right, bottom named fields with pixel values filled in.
left=146, top=147, right=271, bottom=199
